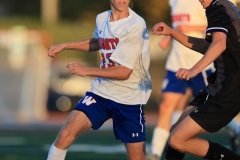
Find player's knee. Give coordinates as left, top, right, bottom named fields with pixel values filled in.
left=159, top=102, right=173, bottom=116
left=59, top=129, right=75, bottom=142
left=54, top=129, right=76, bottom=149
left=168, top=134, right=184, bottom=152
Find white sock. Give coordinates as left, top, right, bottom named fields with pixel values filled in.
left=171, top=111, right=182, bottom=125
left=151, top=127, right=169, bottom=157
left=47, top=143, right=68, bottom=160
left=225, top=119, right=240, bottom=136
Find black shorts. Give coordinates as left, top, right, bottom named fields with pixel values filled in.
left=189, top=89, right=240, bottom=133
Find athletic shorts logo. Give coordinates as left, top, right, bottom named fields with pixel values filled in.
left=132, top=133, right=139, bottom=137
left=220, top=154, right=224, bottom=160
left=81, top=96, right=96, bottom=106
left=194, top=109, right=198, bottom=113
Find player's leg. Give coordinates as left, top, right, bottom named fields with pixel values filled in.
left=171, top=88, right=192, bottom=125
left=198, top=69, right=240, bottom=152
left=170, top=105, right=196, bottom=132
left=166, top=95, right=240, bottom=160
left=170, top=115, right=208, bottom=156
left=149, top=71, right=188, bottom=159
left=156, top=71, right=188, bottom=130
left=165, top=88, right=210, bottom=159
left=47, top=110, right=92, bottom=160
left=111, top=103, right=146, bottom=160
left=125, top=142, right=146, bottom=160
left=149, top=92, right=183, bottom=158
left=156, top=92, right=184, bottom=131
left=161, top=105, right=196, bottom=160
left=166, top=69, right=212, bottom=156
left=47, top=92, right=111, bottom=160
left=167, top=115, right=240, bottom=160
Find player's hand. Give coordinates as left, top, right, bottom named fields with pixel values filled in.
left=175, top=68, right=197, bottom=80
left=159, top=36, right=171, bottom=50
left=67, top=61, right=87, bottom=76
left=152, top=22, right=173, bottom=36
left=48, top=45, right=65, bottom=58
left=177, top=25, right=191, bottom=33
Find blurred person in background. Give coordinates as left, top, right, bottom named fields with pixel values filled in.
left=46, top=0, right=152, bottom=160
left=152, top=0, right=240, bottom=159
left=147, top=0, right=240, bottom=159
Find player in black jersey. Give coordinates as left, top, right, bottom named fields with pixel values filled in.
left=152, top=0, right=240, bottom=159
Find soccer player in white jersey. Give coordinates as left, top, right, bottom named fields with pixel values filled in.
left=147, top=0, right=240, bottom=159
left=46, top=0, right=152, bottom=160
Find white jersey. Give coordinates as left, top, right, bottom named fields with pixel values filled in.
left=90, top=8, right=152, bottom=105
left=166, top=0, right=214, bottom=72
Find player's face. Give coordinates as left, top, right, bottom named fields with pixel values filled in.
left=199, top=0, right=212, bottom=9
left=110, top=0, right=130, bottom=12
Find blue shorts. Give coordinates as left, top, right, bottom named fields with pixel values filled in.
left=74, top=92, right=146, bottom=143
left=162, top=70, right=213, bottom=97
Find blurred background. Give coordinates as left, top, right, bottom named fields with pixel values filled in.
left=0, top=0, right=240, bottom=160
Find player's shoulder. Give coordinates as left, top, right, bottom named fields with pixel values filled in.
left=115, top=9, right=146, bottom=38
left=123, top=9, right=146, bottom=33
left=130, top=9, right=146, bottom=25
left=96, top=10, right=111, bottom=21
left=206, top=1, right=226, bottom=15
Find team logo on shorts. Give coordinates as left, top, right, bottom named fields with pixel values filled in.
left=81, top=96, right=96, bottom=106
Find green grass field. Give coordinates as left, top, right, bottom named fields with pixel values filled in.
left=0, top=126, right=232, bottom=160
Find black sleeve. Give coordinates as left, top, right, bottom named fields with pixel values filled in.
left=206, top=5, right=231, bottom=34
left=188, top=37, right=210, bottom=55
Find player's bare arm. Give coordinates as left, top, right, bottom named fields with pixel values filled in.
left=177, top=24, right=210, bottom=54
left=152, top=22, right=193, bottom=50
left=153, top=22, right=211, bottom=54
left=176, top=32, right=226, bottom=80
left=48, top=38, right=99, bottom=58
left=67, top=62, right=132, bottom=80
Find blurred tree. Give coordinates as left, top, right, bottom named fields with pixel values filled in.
left=0, top=0, right=170, bottom=28
left=41, top=0, right=59, bottom=24
left=60, top=0, right=109, bottom=22
left=132, top=0, right=171, bottom=27
left=60, top=0, right=171, bottom=27
left=0, top=0, right=40, bottom=17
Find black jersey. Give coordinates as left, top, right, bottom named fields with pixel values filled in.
left=205, top=0, right=240, bottom=103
